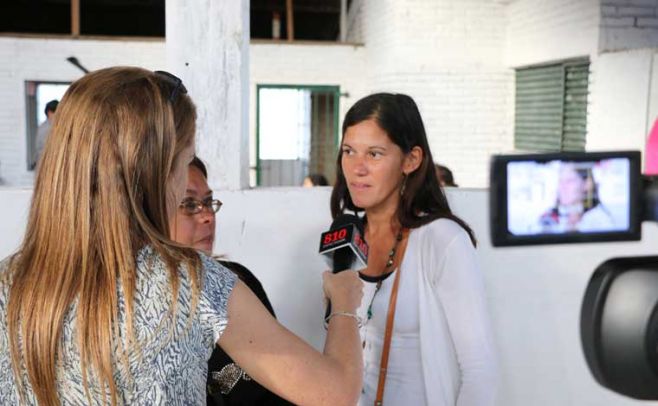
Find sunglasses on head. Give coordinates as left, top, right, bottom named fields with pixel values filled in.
left=154, top=70, right=188, bottom=103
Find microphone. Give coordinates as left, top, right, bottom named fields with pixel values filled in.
left=319, top=214, right=368, bottom=272
left=318, top=214, right=368, bottom=321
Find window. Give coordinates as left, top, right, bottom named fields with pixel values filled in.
left=515, top=58, right=590, bottom=152
left=0, top=0, right=165, bottom=37
left=0, top=1, right=72, bottom=35
left=255, top=85, right=339, bottom=187
left=80, top=0, right=164, bottom=37
left=250, top=0, right=343, bottom=41
left=1, top=0, right=341, bottom=40
left=25, top=81, right=70, bottom=170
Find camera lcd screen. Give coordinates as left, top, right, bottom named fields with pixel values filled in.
left=490, top=151, right=641, bottom=246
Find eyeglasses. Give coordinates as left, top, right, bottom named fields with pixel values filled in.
left=154, top=70, right=187, bottom=103
left=179, top=197, right=222, bottom=216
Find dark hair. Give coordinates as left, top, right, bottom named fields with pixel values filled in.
left=189, top=156, right=208, bottom=179
left=44, top=99, right=59, bottom=116
left=577, top=168, right=600, bottom=210
left=330, top=93, right=475, bottom=245
left=306, top=173, right=329, bottom=186
left=435, top=164, right=458, bottom=187
left=559, top=165, right=600, bottom=210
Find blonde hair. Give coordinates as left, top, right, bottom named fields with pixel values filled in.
left=5, top=67, right=200, bottom=405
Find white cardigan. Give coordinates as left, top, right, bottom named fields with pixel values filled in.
left=411, top=218, right=498, bottom=405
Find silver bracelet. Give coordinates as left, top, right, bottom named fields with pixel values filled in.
left=324, top=311, right=363, bottom=329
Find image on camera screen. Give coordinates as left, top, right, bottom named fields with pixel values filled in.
left=507, top=158, right=631, bottom=236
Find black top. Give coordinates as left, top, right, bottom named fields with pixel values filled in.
left=207, top=260, right=293, bottom=406
left=359, top=270, right=395, bottom=283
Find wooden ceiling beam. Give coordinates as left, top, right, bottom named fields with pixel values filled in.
left=286, top=0, right=294, bottom=41
left=71, top=0, right=80, bottom=36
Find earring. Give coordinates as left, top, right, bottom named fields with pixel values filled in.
left=400, top=174, right=407, bottom=196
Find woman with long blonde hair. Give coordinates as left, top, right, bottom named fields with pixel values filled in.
left=0, top=67, right=363, bottom=406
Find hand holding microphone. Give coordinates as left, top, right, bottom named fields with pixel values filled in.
left=322, top=270, right=363, bottom=315
left=318, top=214, right=368, bottom=327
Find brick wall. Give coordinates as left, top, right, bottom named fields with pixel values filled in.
left=356, top=0, right=514, bottom=187
left=371, top=72, right=513, bottom=188
left=601, top=0, right=658, bottom=51
left=505, top=0, right=657, bottom=161
left=0, top=1, right=517, bottom=188
left=505, top=0, right=600, bottom=67
left=0, top=37, right=166, bottom=187
left=587, top=49, right=654, bottom=155
left=249, top=41, right=368, bottom=186
left=346, top=0, right=364, bottom=43
left=2, top=0, right=653, bottom=188
left=0, top=37, right=367, bottom=187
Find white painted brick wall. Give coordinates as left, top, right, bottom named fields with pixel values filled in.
left=249, top=41, right=368, bottom=184
left=600, top=0, right=658, bottom=51
left=0, top=37, right=367, bottom=187
left=638, top=17, right=658, bottom=27
left=647, top=51, right=658, bottom=133
left=587, top=49, right=653, bottom=155
left=368, top=70, right=513, bottom=188
left=602, top=16, right=637, bottom=26
left=504, top=0, right=658, bottom=168
left=0, top=37, right=166, bottom=187
left=345, top=0, right=364, bottom=43
left=505, top=0, right=600, bottom=67
left=3, top=0, right=651, bottom=189
left=355, top=0, right=514, bottom=188
left=614, top=6, right=656, bottom=17
left=361, top=0, right=508, bottom=71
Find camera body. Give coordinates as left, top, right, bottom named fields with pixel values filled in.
left=489, top=150, right=658, bottom=400
left=581, top=256, right=658, bottom=400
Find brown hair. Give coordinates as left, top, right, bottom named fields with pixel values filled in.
left=5, top=67, right=200, bottom=405
left=330, top=93, right=475, bottom=245
left=190, top=155, right=208, bottom=178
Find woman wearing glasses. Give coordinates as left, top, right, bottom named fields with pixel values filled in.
left=171, top=156, right=291, bottom=405
left=171, top=157, right=223, bottom=254
left=0, top=67, right=362, bottom=405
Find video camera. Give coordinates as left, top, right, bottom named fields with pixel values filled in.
left=489, top=150, right=658, bottom=400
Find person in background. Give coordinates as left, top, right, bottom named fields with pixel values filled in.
left=435, top=163, right=458, bottom=187
left=170, top=156, right=291, bottom=405
left=303, top=173, right=330, bottom=187
left=332, top=93, right=498, bottom=405
left=539, top=162, right=615, bottom=233
left=34, top=99, right=58, bottom=166
left=0, top=67, right=363, bottom=406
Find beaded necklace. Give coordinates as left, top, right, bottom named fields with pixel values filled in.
left=365, top=229, right=404, bottom=322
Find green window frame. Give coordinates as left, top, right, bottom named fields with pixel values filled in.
left=515, top=58, right=590, bottom=152
left=255, top=84, right=340, bottom=186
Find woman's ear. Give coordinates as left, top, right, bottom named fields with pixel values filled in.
left=403, top=146, right=423, bottom=175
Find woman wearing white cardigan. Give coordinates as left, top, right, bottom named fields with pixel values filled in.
left=330, top=93, right=498, bottom=406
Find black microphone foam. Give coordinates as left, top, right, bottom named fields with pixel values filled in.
left=321, top=213, right=366, bottom=321
left=329, top=214, right=363, bottom=273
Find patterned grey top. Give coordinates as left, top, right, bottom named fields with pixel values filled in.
left=0, top=246, right=237, bottom=405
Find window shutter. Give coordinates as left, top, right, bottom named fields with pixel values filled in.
left=562, top=61, right=589, bottom=151
left=514, top=59, right=589, bottom=152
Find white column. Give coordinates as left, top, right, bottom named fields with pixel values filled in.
left=166, top=0, right=250, bottom=190
left=340, top=0, right=347, bottom=42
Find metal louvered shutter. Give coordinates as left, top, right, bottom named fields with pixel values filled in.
left=514, top=59, right=589, bottom=152
left=562, top=61, right=589, bottom=151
